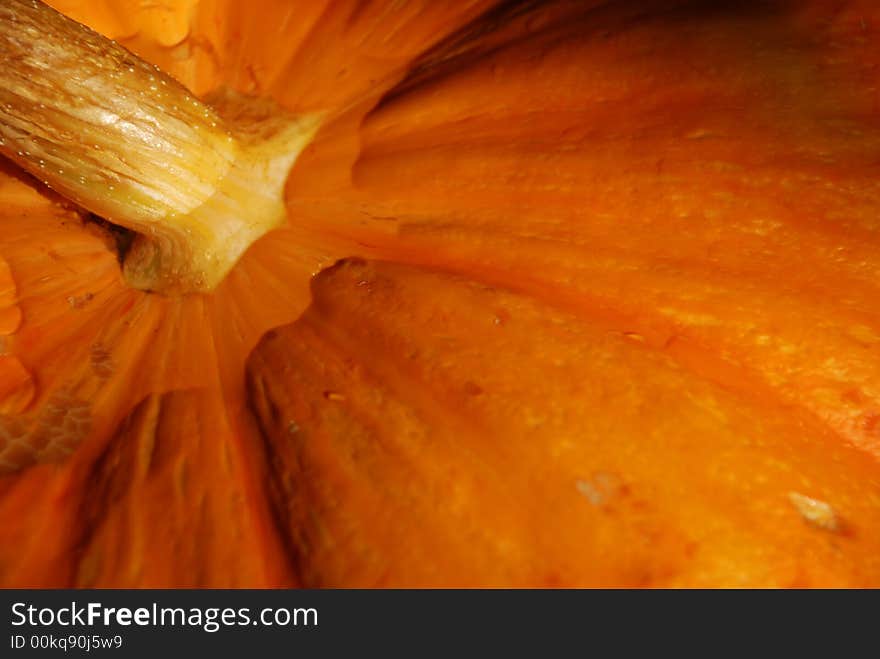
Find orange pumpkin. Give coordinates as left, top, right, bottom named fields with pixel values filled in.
left=0, top=0, right=879, bottom=587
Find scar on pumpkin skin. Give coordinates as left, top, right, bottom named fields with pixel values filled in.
left=0, top=388, right=91, bottom=474
left=67, top=292, right=94, bottom=309
left=576, top=471, right=621, bottom=507
left=89, top=343, right=115, bottom=380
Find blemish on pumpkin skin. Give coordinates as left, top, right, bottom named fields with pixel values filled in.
left=576, top=471, right=621, bottom=507
left=462, top=381, right=483, bottom=396
left=788, top=491, right=841, bottom=533
left=67, top=292, right=94, bottom=309
left=323, top=391, right=345, bottom=402
left=89, top=343, right=115, bottom=379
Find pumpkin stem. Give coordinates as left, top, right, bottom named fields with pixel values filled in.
left=0, top=0, right=320, bottom=294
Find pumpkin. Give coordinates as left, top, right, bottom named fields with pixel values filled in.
left=0, top=0, right=878, bottom=587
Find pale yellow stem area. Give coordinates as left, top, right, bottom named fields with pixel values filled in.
left=0, top=0, right=320, bottom=294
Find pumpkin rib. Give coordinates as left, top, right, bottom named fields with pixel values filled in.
left=287, top=218, right=880, bottom=465
left=248, top=258, right=880, bottom=587
left=75, top=388, right=297, bottom=588
left=249, top=296, right=550, bottom=587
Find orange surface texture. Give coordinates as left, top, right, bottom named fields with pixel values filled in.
left=0, top=0, right=879, bottom=586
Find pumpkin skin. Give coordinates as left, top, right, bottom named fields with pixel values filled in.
left=0, top=0, right=494, bottom=587
left=1, top=0, right=880, bottom=587
left=249, top=259, right=880, bottom=587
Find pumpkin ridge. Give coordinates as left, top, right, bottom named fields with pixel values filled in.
left=247, top=257, right=880, bottom=586
left=73, top=388, right=296, bottom=587
left=308, top=242, right=880, bottom=465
